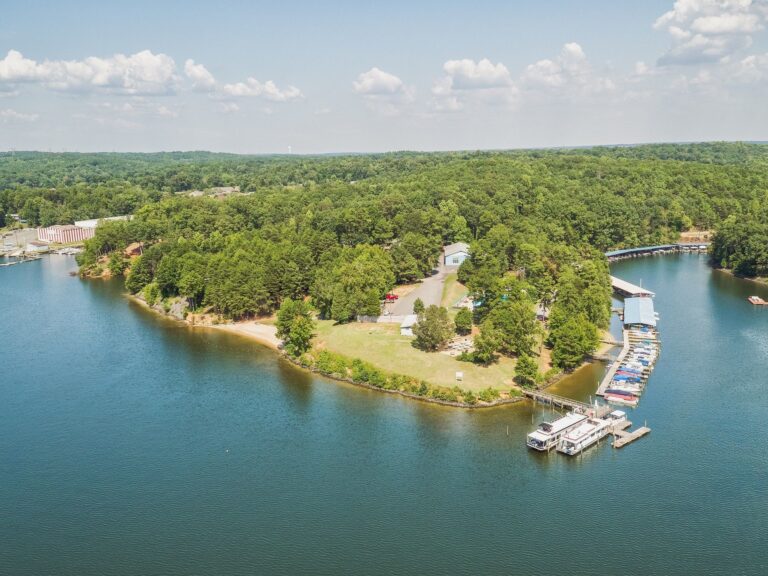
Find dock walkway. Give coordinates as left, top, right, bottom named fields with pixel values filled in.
left=613, top=426, right=651, bottom=448
left=523, top=389, right=611, bottom=418
left=596, top=329, right=630, bottom=396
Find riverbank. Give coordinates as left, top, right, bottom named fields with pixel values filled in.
left=207, top=322, right=281, bottom=351
left=122, top=288, right=614, bottom=408
left=123, top=291, right=523, bottom=408
left=713, top=266, right=768, bottom=286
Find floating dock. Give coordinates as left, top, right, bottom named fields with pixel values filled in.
left=596, top=329, right=631, bottom=396
left=612, top=426, right=651, bottom=448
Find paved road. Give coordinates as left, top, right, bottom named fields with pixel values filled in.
left=390, top=261, right=456, bottom=315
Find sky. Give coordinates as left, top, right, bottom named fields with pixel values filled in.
left=1, top=0, right=767, bottom=153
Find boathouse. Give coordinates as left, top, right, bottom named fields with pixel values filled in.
left=611, top=276, right=655, bottom=298
left=623, top=297, right=657, bottom=328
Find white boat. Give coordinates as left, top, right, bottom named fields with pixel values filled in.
left=557, top=411, right=627, bottom=456
left=526, top=412, right=588, bottom=451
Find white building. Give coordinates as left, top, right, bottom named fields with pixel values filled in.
left=37, top=225, right=95, bottom=244
left=444, top=242, right=470, bottom=267
left=400, top=314, right=418, bottom=337
left=74, top=215, right=132, bottom=229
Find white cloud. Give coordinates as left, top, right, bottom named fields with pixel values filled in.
left=430, top=58, right=516, bottom=112
left=219, top=102, right=240, bottom=114
left=184, top=59, right=216, bottom=91
left=520, top=42, right=616, bottom=97
left=0, top=49, right=179, bottom=94
left=353, top=67, right=405, bottom=95
left=0, top=108, right=38, bottom=122
left=221, top=78, right=302, bottom=101
left=734, top=51, right=768, bottom=80
left=654, top=0, right=768, bottom=65
left=523, top=42, right=589, bottom=87
left=353, top=67, right=414, bottom=115
left=442, top=58, right=512, bottom=89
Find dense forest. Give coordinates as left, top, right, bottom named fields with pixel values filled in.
left=2, top=143, right=767, bottom=373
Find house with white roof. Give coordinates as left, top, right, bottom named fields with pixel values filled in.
left=443, top=242, right=470, bottom=267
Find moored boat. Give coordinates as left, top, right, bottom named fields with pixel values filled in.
left=526, top=412, right=588, bottom=451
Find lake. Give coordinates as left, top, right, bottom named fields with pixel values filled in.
left=1, top=253, right=767, bottom=575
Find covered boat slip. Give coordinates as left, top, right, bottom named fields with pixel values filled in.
left=623, top=297, right=658, bottom=328
left=610, top=276, right=655, bottom=298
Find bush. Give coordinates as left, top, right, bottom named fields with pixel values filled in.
left=478, top=387, right=500, bottom=403
left=143, top=282, right=160, bottom=306
left=454, top=308, right=472, bottom=335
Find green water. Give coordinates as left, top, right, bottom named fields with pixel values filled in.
left=1, top=254, right=767, bottom=575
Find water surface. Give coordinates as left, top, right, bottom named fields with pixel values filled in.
left=1, top=254, right=767, bottom=575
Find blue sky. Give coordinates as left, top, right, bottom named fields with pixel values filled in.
left=1, top=0, right=767, bottom=153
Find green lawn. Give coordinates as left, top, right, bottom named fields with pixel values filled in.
left=440, top=272, right=468, bottom=309
left=314, top=320, right=517, bottom=392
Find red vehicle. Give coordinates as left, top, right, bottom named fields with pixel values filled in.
left=384, top=293, right=399, bottom=302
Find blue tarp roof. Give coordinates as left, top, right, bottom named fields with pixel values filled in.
left=624, top=297, right=657, bottom=327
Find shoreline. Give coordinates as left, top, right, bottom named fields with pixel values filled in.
left=123, top=292, right=528, bottom=409
left=713, top=266, right=768, bottom=287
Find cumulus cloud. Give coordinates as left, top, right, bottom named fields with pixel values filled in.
left=442, top=58, right=512, bottom=89
left=353, top=67, right=405, bottom=95
left=221, top=78, right=302, bottom=101
left=430, top=58, right=516, bottom=112
left=184, top=59, right=216, bottom=91
left=522, top=43, right=616, bottom=97
left=654, top=0, right=768, bottom=65
left=0, top=49, right=179, bottom=94
left=353, top=67, right=413, bottom=115
left=0, top=108, right=38, bottom=122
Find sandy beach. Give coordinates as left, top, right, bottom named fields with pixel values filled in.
left=208, top=321, right=282, bottom=351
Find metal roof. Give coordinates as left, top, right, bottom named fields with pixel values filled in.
left=623, top=297, right=657, bottom=327
left=444, top=242, right=469, bottom=257
left=605, top=243, right=710, bottom=258
left=605, top=244, right=677, bottom=258
left=611, top=276, right=655, bottom=297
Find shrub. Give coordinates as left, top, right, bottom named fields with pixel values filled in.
left=454, top=308, right=472, bottom=335
left=143, top=282, right=160, bottom=306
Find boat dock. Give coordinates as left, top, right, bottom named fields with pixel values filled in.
left=605, top=243, right=709, bottom=262
left=596, top=329, right=630, bottom=396
left=523, top=389, right=611, bottom=418
left=610, top=276, right=655, bottom=298
left=612, top=425, right=651, bottom=448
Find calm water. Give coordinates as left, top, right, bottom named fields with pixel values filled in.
left=1, top=254, right=767, bottom=575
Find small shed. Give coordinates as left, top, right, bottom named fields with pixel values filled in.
left=444, top=242, right=470, bottom=266
left=400, top=314, right=418, bottom=337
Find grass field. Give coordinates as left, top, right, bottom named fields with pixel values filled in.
left=440, top=272, right=468, bottom=309
left=314, top=320, right=517, bottom=391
